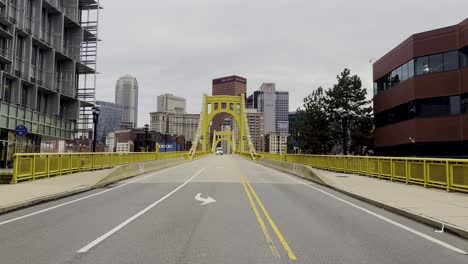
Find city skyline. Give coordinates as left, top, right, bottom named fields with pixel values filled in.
left=95, top=0, right=468, bottom=127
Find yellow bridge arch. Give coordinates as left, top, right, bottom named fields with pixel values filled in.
left=189, top=94, right=257, bottom=159
left=211, top=131, right=236, bottom=153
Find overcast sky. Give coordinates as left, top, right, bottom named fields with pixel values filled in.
left=95, top=0, right=468, bottom=127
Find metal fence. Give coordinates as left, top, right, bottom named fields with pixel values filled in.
left=260, top=153, right=468, bottom=193
left=12, top=151, right=187, bottom=184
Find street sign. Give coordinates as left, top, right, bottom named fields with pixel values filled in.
left=293, top=141, right=300, bottom=147
left=15, top=125, right=28, bottom=137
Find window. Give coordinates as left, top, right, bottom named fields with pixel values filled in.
left=402, top=63, right=408, bottom=81
left=408, top=59, right=415, bottom=78
left=395, top=66, right=402, bottom=84
left=462, top=94, right=468, bottom=113
left=415, top=56, right=429, bottom=75
left=3, top=79, right=11, bottom=103
left=443, top=51, right=459, bottom=71
left=461, top=47, right=468, bottom=68
left=417, top=97, right=450, bottom=117
left=450, top=96, right=460, bottom=115
left=428, top=54, right=443, bottom=73
left=21, top=86, right=28, bottom=107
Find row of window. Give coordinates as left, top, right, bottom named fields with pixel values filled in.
left=375, top=93, right=468, bottom=128
left=374, top=47, right=468, bottom=95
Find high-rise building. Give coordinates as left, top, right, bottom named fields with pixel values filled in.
left=211, top=75, right=247, bottom=134
left=373, top=18, right=468, bottom=156
left=157, top=93, right=186, bottom=114
left=247, top=83, right=289, bottom=153
left=115, top=75, right=138, bottom=128
left=246, top=109, right=265, bottom=152
left=288, top=111, right=298, bottom=135
left=0, top=0, right=99, bottom=167
left=95, top=100, right=122, bottom=143
left=149, top=112, right=199, bottom=143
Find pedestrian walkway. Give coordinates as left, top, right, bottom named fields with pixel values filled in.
left=313, top=168, right=468, bottom=236
left=0, top=169, right=113, bottom=213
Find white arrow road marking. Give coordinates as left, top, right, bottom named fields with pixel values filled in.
left=195, top=193, right=216, bottom=205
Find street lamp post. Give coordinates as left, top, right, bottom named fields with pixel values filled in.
left=341, top=111, right=349, bottom=155
left=144, top=124, right=149, bottom=152
left=92, top=106, right=100, bottom=152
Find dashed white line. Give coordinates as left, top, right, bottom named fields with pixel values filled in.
left=0, top=162, right=195, bottom=226
left=77, top=168, right=205, bottom=253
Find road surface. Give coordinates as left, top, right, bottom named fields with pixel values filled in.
left=0, top=155, right=467, bottom=264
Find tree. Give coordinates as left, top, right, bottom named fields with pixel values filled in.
left=294, top=87, right=334, bottom=154
left=324, top=68, right=374, bottom=155
left=294, top=68, right=374, bottom=155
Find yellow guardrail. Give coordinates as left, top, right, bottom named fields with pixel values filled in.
left=12, top=151, right=188, bottom=184
left=259, top=153, right=468, bottom=193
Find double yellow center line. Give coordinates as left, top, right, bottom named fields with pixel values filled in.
left=240, top=175, right=297, bottom=261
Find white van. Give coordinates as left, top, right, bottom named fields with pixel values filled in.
left=216, top=147, right=223, bottom=155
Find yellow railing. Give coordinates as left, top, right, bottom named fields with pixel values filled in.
left=12, top=151, right=187, bottom=184
left=260, top=153, right=468, bottom=193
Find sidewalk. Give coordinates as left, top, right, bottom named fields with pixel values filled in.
left=312, top=168, right=468, bottom=237
left=0, top=169, right=113, bottom=213
left=0, top=157, right=188, bottom=214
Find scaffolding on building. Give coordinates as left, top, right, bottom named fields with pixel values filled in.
left=76, top=0, right=101, bottom=141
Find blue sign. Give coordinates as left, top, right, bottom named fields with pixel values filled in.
left=15, top=125, right=28, bottom=137
left=293, top=141, right=300, bottom=147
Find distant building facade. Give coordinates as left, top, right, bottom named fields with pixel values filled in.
left=211, top=75, right=247, bottom=134
left=95, top=101, right=122, bottom=143
left=246, top=109, right=265, bottom=152
left=247, top=83, right=289, bottom=153
left=115, top=128, right=186, bottom=152
left=115, top=75, right=139, bottom=128
left=149, top=112, right=199, bottom=143
left=157, top=94, right=186, bottom=113
left=105, top=132, right=116, bottom=152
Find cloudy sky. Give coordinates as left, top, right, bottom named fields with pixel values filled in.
left=95, top=0, right=468, bottom=127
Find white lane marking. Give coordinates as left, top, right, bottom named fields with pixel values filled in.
left=77, top=168, right=205, bottom=253
left=286, top=175, right=468, bottom=255
left=195, top=193, right=216, bottom=205
left=0, top=162, right=195, bottom=226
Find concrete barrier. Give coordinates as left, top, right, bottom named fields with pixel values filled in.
left=259, top=158, right=328, bottom=185
left=95, top=157, right=187, bottom=187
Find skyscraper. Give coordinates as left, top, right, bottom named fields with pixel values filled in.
left=247, top=83, right=289, bottom=153
left=157, top=94, right=186, bottom=113
left=95, top=101, right=122, bottom=143
left=115, top=75, right=139, bottom=128
left=211, top=75, right=247, bottom=133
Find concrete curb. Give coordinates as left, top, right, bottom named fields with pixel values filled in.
left=0, top=186, right=92, bottom=214
left=258, top=158, right=468, bottom=240
left=0, top=158, right=191, bottom=215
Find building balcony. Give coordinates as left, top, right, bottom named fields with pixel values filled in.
left=63, top=44, right=80, bottom=61
left=44, top=0, right=64, bottom=13
left=36, top=70, right=54, bottom=91
left=64, top=6, right=79, bottom=24
left=0, top=47, right=12, bottom=64
left=55, top=71, right=76, bottom=98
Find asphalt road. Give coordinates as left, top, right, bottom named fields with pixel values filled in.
left=0, top=155, right=467, bottom=264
